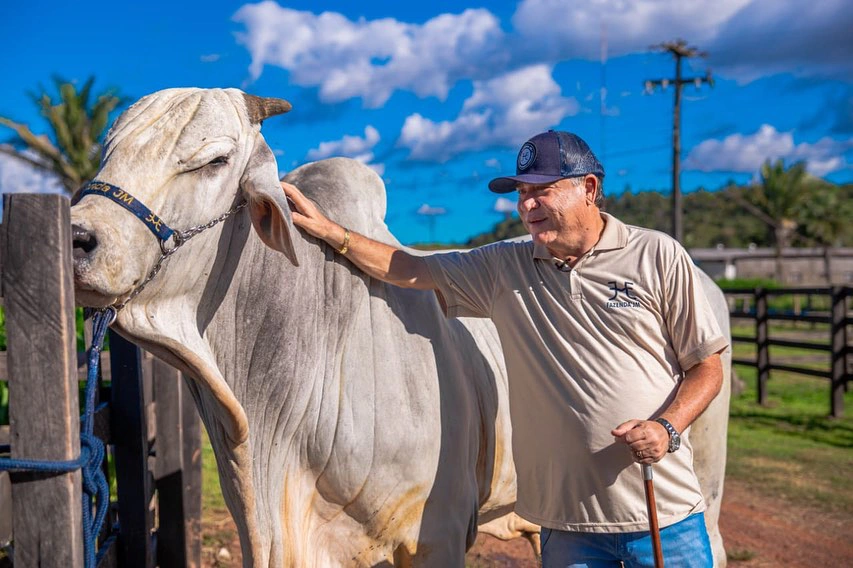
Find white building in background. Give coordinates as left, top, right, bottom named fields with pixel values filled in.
left=690, top=246, right=853, bottom=285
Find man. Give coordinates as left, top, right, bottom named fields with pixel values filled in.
left=282, top=130, right=727, bottom=568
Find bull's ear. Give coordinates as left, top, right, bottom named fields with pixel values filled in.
left=240, top=136, right=299, bottom=266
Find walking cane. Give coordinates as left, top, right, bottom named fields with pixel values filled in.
left=642, top=464, right=664, bottom=568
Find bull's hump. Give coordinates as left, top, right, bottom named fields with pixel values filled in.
left=285, top=158, right=399, bottom=247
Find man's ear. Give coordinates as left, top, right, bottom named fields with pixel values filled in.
left=240, top=135, right=299, bottom=266
left=584, top=175, right=598, bottom=203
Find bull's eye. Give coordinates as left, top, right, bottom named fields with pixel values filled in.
left=208, top=156, right=229, bottom=166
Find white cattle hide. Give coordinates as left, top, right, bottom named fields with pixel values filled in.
left=71, top=88, right=522, bottom=567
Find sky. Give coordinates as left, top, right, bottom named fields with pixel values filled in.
left=1, top=0, right=851, bottom=244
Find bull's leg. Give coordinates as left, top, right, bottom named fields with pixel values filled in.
left=478, top=512, right=542, bottom=562
left=524, top=529, right=542, bottom=564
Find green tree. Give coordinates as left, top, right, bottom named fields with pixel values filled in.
left=0, top=76, right=124, bottom=194
left=739, top=159, right=810, bottom=281
left=797, top=182, right=853, bottom=283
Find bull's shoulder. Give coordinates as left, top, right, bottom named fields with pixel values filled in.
left=284, top=158, right=399, bottom=247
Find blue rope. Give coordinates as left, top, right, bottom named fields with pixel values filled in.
left=0, top=309, right=114, bottom=568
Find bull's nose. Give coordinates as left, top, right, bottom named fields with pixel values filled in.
left=72, top=224, right=98, bottom=260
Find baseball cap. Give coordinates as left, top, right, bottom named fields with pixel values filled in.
left=488, top=130, right=605, bottom=193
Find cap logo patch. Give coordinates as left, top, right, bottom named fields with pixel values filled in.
left=517, top=142, right=536, bottom=171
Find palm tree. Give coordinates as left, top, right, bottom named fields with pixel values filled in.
left=798, top=182, right=853, bottom=283
left=0, top=76, right=124, bottom=194
left=737, top=159, right=809, bottom=282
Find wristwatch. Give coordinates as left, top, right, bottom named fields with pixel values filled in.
left=655, top=418, right=681, bottom=453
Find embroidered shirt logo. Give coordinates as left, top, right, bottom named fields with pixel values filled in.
left=606, top=281, right=641, bottom=308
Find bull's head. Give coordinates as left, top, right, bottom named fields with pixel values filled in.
left=72, top=88, right=297, bottom=309
left=71, top=88, right=303, bottom=450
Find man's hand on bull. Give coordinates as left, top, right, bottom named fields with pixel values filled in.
left=611, top=419, right=670, bottom=464
left=280, top=181, right=436, bottom=290
left=281, top=182, right=348, bottom=249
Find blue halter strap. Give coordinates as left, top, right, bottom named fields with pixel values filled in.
left=77, top=181, right=175, bottom=242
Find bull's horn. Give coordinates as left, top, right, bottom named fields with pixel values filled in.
left=243, top=94, right=292, bottom=124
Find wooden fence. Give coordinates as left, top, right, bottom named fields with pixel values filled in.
left=725, top=286, right=852, bottom=418
left=0, top=194, right=201, bottom=567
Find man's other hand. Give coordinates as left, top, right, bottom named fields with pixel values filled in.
left=611, top=419, right=669, bottom=464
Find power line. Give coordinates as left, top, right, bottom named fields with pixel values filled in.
left=644, top=39, right=714, bottom=243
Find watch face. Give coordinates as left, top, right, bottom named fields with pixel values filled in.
left=669, top=433, right=681, bottom=453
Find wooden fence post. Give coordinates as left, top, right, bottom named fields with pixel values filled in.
left=153, top=359, right=202, bottom=568
left=830, top=286, right=847, bottom=418
left=180, top=376, right=203, bottom=568
left=756, top=287, right=770, bottom=406
left=1, top=194, right=83, bottom=566
left=109, top=332, right=155, bottom=568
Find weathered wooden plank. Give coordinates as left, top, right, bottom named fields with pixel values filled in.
left=0, top=471, right=10, bottom=546
left=142, top=351, right=155, bottom=443
left=153, top=358, right=187, bottom=567
left=181, top=376, right=203, bottom=568
left=0, top=428, right=9, bottom=545
left=95, top=534, right=119, bottom=568
left=153, top=359, right=184, bottom=480
left=151, top=360, right=203, bottom=567
left=93, top=405, right=112, bottom=443
left=2, top=194, right=83, bottom=566
left=109, top=331, right=155, bottom=568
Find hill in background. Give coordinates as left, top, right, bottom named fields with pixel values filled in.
left=462, top=182, right=853, bottom=250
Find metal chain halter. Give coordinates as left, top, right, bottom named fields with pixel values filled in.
left=77, top=180, right=247, bottom=318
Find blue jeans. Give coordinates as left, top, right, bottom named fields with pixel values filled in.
left=541, top=512, right=713, bottom=568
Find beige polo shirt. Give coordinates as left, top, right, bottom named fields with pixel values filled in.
left=423, top=213, right=728, bottom=533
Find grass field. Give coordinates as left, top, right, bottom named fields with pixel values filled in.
left=726, top=348, right=852, bottom=520
left=727, top=320, right=852, bottom=518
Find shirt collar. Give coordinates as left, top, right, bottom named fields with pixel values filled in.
left=532, top=212, right=628, bottom=261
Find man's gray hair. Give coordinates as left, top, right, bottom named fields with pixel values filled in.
left=571, top=175, right=605, bottom=207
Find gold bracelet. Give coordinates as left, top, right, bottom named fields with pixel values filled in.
left=338, top=228, right=350, bottom=254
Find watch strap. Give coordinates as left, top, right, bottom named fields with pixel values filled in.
left=655, top=418, right=680, bottom=452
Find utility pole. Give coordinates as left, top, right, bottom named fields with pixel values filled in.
left=644, top=39, right=713, bottom=243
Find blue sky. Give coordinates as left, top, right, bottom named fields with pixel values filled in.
left=1, top=0, right=851, bottom=244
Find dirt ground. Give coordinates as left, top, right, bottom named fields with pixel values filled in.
left=202, top=477, right=853, bottom=567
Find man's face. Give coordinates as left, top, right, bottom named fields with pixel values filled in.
left=516, top=176, right=594, bottom=255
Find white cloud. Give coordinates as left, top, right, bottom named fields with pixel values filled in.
left=493, top=197, right=516, bottom=214
left=233, top=1, right=851, bottom=113
left=684, top=124, right=850, bottom=176
left=200, top=54, right=221, bottom=63
left=512, top=0, right=750, bottom=59
left=366, top=163, right=385, bottom=177
left=513, top=0, right=852, bottom=82
left=234, top=2, right=506, bottom=107
left=306, top=125, right=380, bottom=161
left=708, top=0, right=853, bottom=81
left=305, top=126, right=384, bottom=176
left=417, top=203, right=447, bottom=216
left=0, top=149, right=65, bottom=195
left=398, top=65, right=579, bottom=161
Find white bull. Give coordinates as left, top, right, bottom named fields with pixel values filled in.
left=70, top=88, right=730, bottom=567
